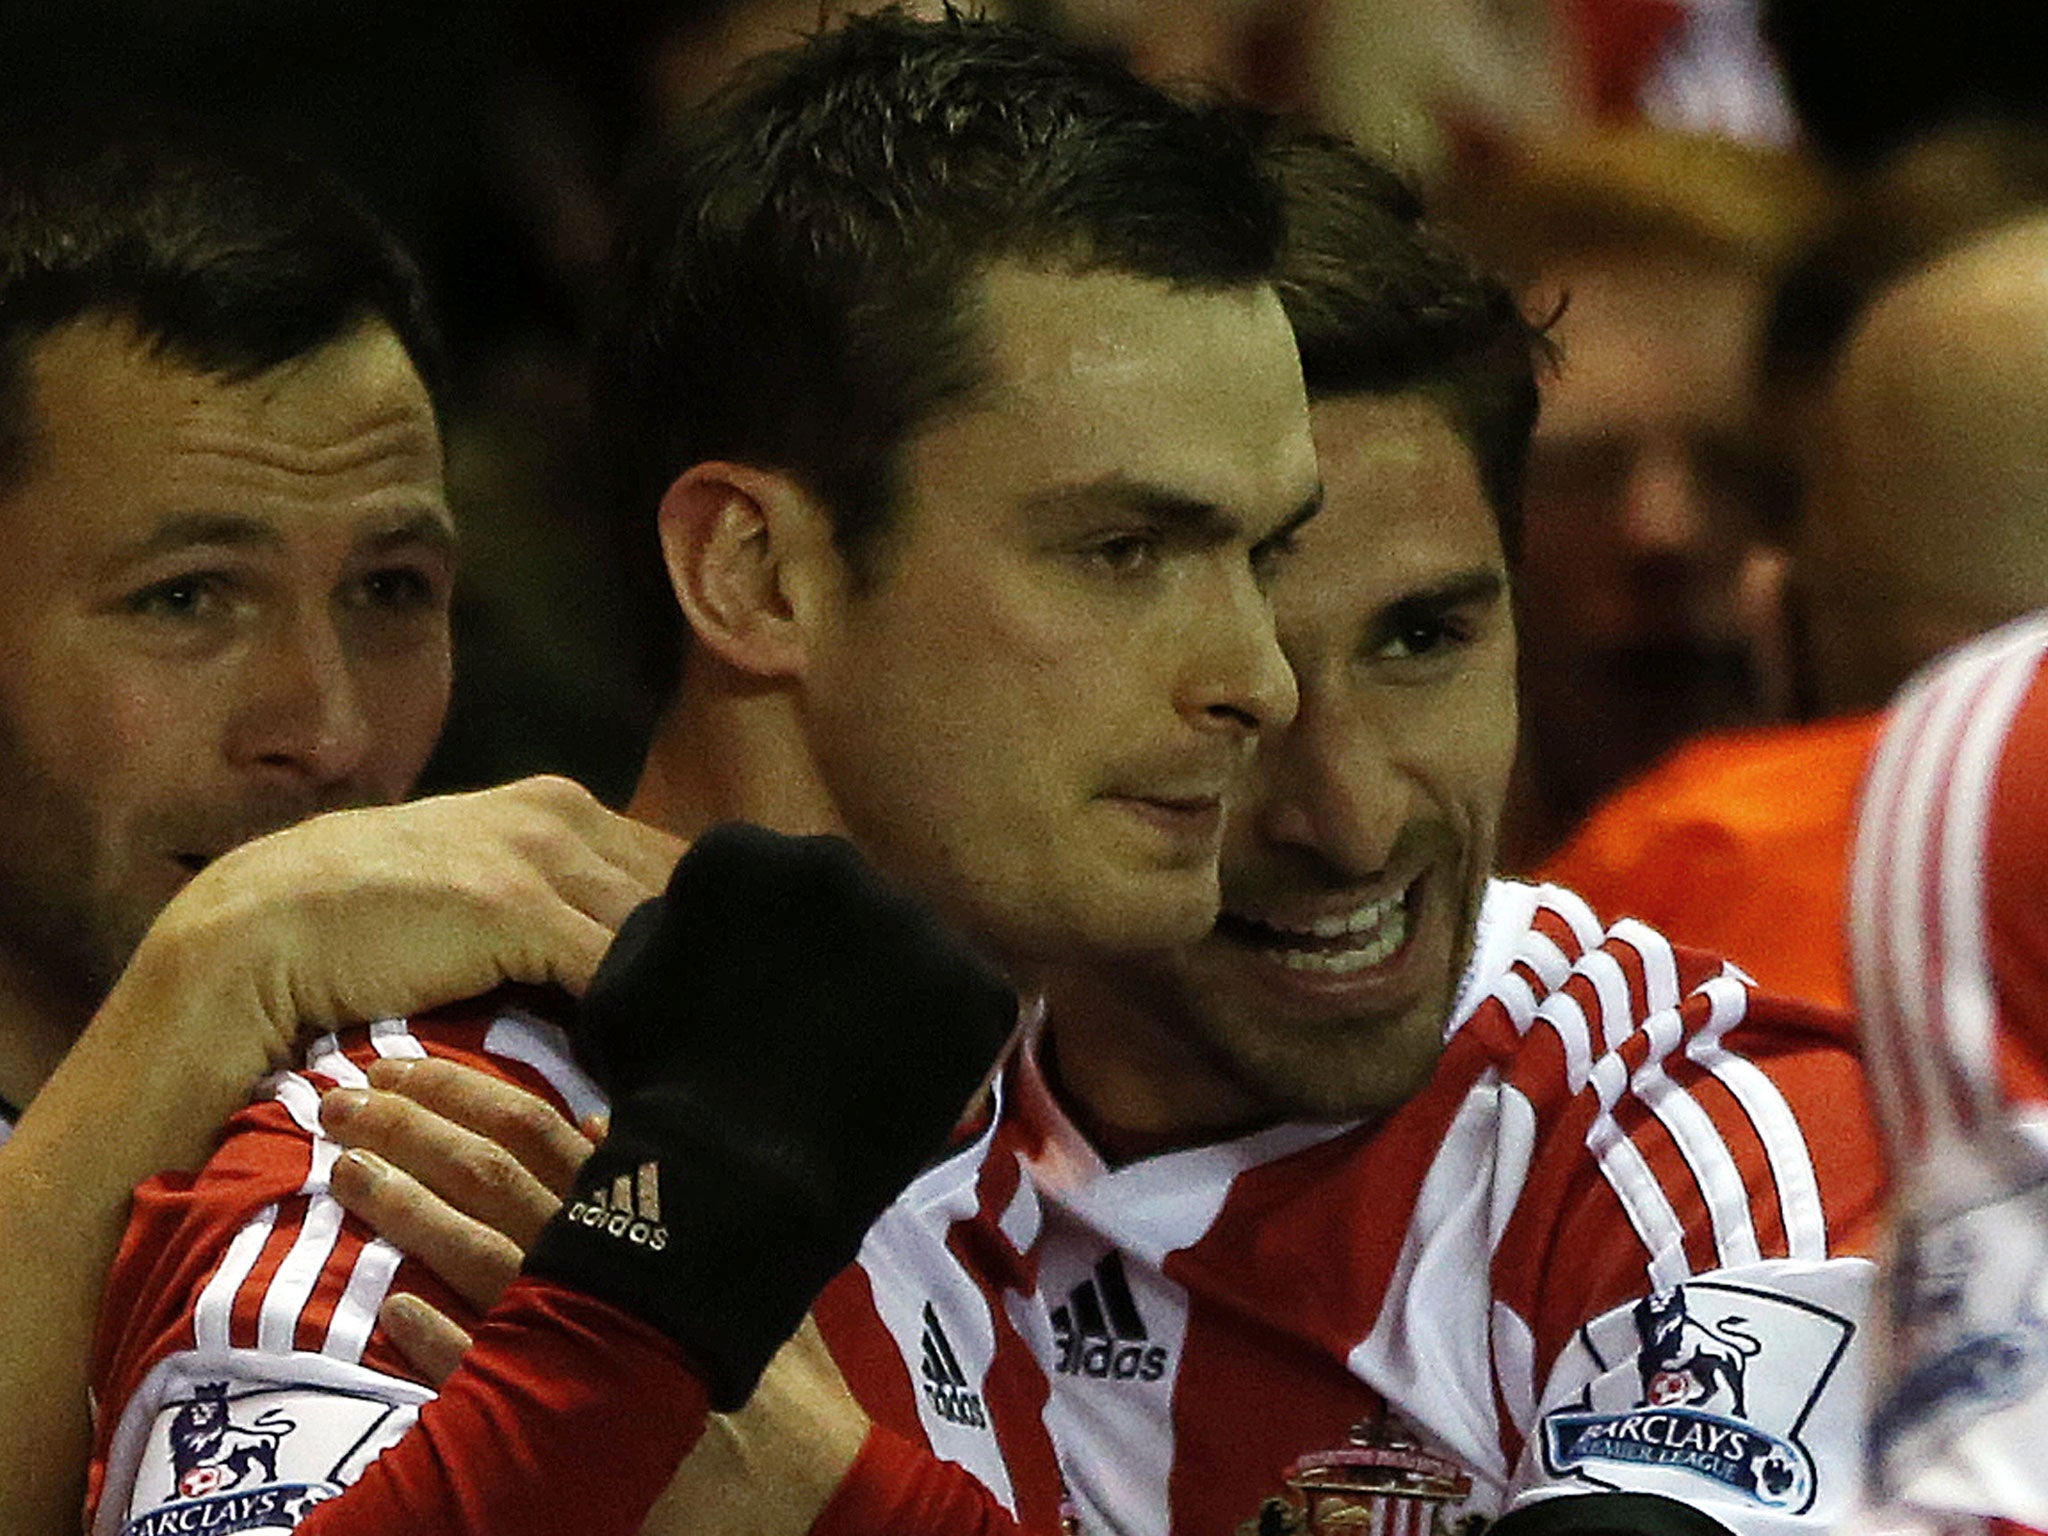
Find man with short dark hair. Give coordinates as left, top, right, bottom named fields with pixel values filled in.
left=84, top=15, right=1320, bottom=1531
left=0, top=121, right=683, bottom=1536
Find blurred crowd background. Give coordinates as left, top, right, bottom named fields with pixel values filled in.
left=3, top=0, right=2045, bottom=880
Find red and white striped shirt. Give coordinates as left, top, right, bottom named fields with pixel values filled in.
left=1852, top=612, right=2048, bottom=1535
left=823, top=881, right=1885, bottom=1536
left=85, top=992, right=709, bottom=1536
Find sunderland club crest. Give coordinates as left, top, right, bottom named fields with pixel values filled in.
left=1239, top=1413, right=1482, bottom=1536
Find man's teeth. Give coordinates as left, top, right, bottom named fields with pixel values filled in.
left=1259, top=893, right=1409, bottom=973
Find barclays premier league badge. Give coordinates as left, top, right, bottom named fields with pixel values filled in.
left=123, top=1382, right=412, bottom=1535
left=1539, top=1281, right=1854, bottom=1513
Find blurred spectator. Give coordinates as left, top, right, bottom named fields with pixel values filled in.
left=1569, top=0, right=1795, bottom=142
left=1546, top=138, right=2048, bottom=1006
left=1446, top=127, right=1818, bottom=867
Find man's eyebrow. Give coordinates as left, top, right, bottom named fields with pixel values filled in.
left=117, top=514, right=281, bottom=563
left=1023, top=477, right=1322, bottom=544
left=1388, top=569, right=1509, bottom=610
left=360, top=509, right=459, bottom=558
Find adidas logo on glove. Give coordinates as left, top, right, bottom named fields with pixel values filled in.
left=564, top=1159, right=670, bottom=1252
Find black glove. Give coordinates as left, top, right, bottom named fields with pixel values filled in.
left=524, top=821, right=1019, bottom=1408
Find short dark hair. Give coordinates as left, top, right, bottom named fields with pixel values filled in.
left=0, top=112, right=443, bottom=496
left=1266, top=129, right=1550, bottom=553
left=600, top=8, right=1284, bottom=599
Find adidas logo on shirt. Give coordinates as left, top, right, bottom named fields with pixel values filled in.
left=1051, top=1253, right=1167, bottom=1382
left=918, top=1303, right=989, bottom=1429
left=564, top=1160, right=670, bottom=1252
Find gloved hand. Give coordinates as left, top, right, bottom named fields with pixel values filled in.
left=523, top=822, right=1019, bottom=1408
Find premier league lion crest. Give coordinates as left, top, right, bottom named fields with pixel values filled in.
left=122, top=1379, right=415, bottom=1536
left=1539, top=1281, right=1854, bottom=1514
left=169, top=1383, right=295, bottom=1499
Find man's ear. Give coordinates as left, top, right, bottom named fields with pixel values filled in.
left=657, top=462, right=843, bottom=678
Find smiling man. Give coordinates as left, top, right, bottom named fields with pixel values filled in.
left=791, top=130, right=1887, bottom=1536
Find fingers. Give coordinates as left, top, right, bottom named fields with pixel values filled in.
left=362, top=1058, right=594, bottom=1199
left=322, top=1085, right=564, bottom=1253
left=329, top=1145, right=525, bottom=1310
left=380, top=1292, right=475, bottom=1388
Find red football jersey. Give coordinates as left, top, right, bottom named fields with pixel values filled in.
left=820, top=881, right=1886, bottom=1536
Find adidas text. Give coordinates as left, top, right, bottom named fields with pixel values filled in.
left=1055, top=1338, right=1167, bottom=1382
left=567, top=1161, right=669, bottom=1251
left=565, top=1199, right=669, bottom=1251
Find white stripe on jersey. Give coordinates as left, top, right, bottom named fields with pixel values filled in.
left=1633, top=1002, right=1763, bottom=1270
left=856, top=1113, right=1022, bottom=1516
left=1534, top=989, right=1597, bottom=1092
left=307, top=1034, right=371, bottom=1089
left=1854, top=614, right=2048, bottom=1153
left=193, top=1204, right=279, bottom=1355
left=483, top=1012, right=606, bottom=1126
left=1585, top=1051, right=1692, bottom=1290
left=1852, top=647, right=1940, bottom=1151
left=258, top=1140, right=347, bottom=1353
left=1886, top=640, right=1999, bottom=1140
left=1936, top=631, right=2047, bottom=1118
left=1691, top=969, right=1829, bottom=1260
left=322, top=1235, right=405, bottom=1362
left=1351, top=1082, right=1522, bottom=1488
left=370, top=1017, right=430, bottom=1059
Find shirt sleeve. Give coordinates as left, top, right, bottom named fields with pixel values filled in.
left=1487, top=913, right=1885, bottom=1531
left=1850, top=615, right=2048, bottom=1531
left=87, top=998, right=708, bottom=1536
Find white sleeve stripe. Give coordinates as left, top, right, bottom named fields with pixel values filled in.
left=1513, top=930, right=1574, bottom=992
left=1495, top=971, right=1540, bottom=1036
left=1883, top=638, right=2008, bottom=1145
left=1850, top=651, right=1946, bottom=1150
left=1535, top=990, right=1596, bottom=1092
left=269, top=1071, right=324, bottom=1136
left=370, top=1018, right=430, bottom=1059
left=1629, top=1004, right=1763, bottom=1270
left=193, top=1204, right=279, bottom=1355
left=257, top=1189, right=347, bottom=1354
left=306, top=1033, right=369, bottom=1090
left=1579, top=950, right=1636, bottom=1054
left=322, top=1235, right=405, bottom=1363
left=1938, top=634, right=2047, bottom=1123
left=1533, top=884, right=1608, bottom=953
left=1610, top=920, right=1682, bottom=1016
left=1689, top=970, right=1830, bottom=1260
left=1587, top=1055, right=1692, bottom=1291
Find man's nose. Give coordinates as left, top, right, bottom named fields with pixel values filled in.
left=1179, top=564, right=1299, bottom=739
left=224, top=615, right=372, bottom=788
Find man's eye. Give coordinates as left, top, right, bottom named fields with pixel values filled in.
left=351, top=567, right=442, bottom=612
left=1087, top=534, right=1159, bottom=576
left=1373, top=611, right=1467, bottom=662
left=127, top=576, right=221, bottom=620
